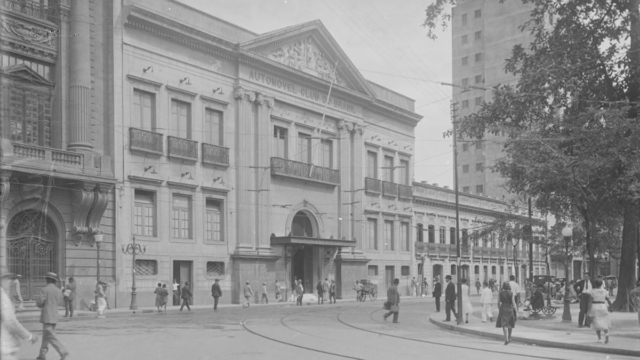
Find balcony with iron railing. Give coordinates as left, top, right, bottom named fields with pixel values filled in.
left=2, top=0, right=59, bottom=22
left=271, top=157, right=339, bottom=185
left=382, top=181, right=397, bottom=197
left=365, top=177, right=381, bottom=194
left=167, top=136, right=198, bottom=162
left=130, top=128, right=163, bottom=156
left=415, top=242, right=470, bottom=258
left=202, top=143, right=229, bottom=167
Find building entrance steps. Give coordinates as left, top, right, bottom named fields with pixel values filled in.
left=429, top=296, right=640, bottom=357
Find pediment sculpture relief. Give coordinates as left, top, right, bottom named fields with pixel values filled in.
left=267, top=37, right=345, bottom=86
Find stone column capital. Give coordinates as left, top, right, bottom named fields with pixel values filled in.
left=256, top=93, right=275, bottom=108
left=234, top=87, right=256, bottom=102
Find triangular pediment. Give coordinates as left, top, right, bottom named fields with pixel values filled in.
left=241, top=21, right=374, bottom=97
left=1, top=64, right=52, bottom=86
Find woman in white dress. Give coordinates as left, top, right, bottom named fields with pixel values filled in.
left=461, top=278, right=474, bottom=323
left=588, top=279, right=612, bottom=344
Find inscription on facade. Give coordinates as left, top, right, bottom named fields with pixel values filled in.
left=247, top=69, right=358, bottom=115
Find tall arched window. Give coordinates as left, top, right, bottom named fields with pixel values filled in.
left=416, top=224, right=424, bottom=242
left=292, top=212, right=314, bottom=237
left=428, top=225, right=435, bottom=243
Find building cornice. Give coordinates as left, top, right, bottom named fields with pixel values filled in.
left=128, top=175, right=163, bottom=186
left=200, top=94, right=229, bottom=109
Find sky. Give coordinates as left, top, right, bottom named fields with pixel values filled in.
left=182, top=0, right=455, bottom=187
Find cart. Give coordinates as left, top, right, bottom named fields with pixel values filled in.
left=359, top=279, right=378, bottom=301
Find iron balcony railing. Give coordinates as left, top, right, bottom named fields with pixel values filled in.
left=398, top=184, right=413, bottom=200
left=129, top=128, right=163, bottom=156
left=365, top=177, right=381, bottom=194
left=2, top=0, right=58, bottom=22
left=271, top=157, right=339, bottom=185
left=167, top=136, right=198, bottom=162
left=382, top=181, right=397, bottom=197
left=202, top=143, right=229, bottom=167
left=415, top=242, right=469, bottom=258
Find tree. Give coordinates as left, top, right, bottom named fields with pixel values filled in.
left=424, top=0, right=640, bottom=311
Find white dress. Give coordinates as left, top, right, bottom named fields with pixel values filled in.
left=461, top=284, right=474, bottom=314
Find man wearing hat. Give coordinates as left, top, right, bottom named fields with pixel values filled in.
left=211, top=279, right=222, bottom=311
left=36, top=272, right=68, bottom=360
left=1, top=270, right=38, bottom=360
left=444, top=274, right=458, bottom=322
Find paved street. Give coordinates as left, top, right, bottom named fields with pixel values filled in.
left=16, top=297, right=638, bottom=360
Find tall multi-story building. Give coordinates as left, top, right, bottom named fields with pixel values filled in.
left=451, top=0, right=534, bottom=200
left=0, top=0, right=116, bottom=305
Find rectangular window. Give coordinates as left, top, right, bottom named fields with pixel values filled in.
left=400, top=159, right=410, bottom=185
left=368, top=218, right=378, bottom=250
left=135, top=259, right=158, bottom=275
left=475, top=31, right=482, bottom=40
left=133, top=89, right=155, bottom=131
left=367, top=151, right=378, bottom=179
left=476, top=185, right=484, bottom=194
left=206, top=261, right=225, bottom=277
left=476, top=162, right=483, bottom=172
left=475, top=97, right=483, bottom=106
left=462, top=164, right=469, bottom=173
left=462, top=143, right=469, bottom=151
left=450, top=227, right=456, bottom=244
left=401, top=266, right=410, bottom=276
left=204, top=108, right=223, bottom=146
left=462, top=56, right=468, bottom=66
left=475, top=140, right=483, bottom=149
left=462, top=13, right=467, bottom=25
left=170, top=99, right=191, bottom=139
left=439, top=226, right=446, bottom=244
left=401, top=222, right=410, bottom=251
left=273, top=126, right=288, bottom=158
left=475, top=9, right=482, bottom=18
left=428, top=225, right=435, bottom=243
left=172, top=194, right=191, bottom=239
left=297, top=133, right=311, bottom=163
left=368, top=265, right=379, bottom=276
left=384, top=220, right=394, bottom=251
left=383, top=155, right=394, bottom=182
left=7, top=88, right=52, bottom=147
left=462, top=100, right=469, bottom=109
left=475, top=75, right=483, bottom=84
left=463, top=186, right=470, bottom=193
left=319, top=139, right=333, bottom=168
left=475, top=53, right=483, bottom=62
left=462, top=78, right=468, bottom=87
left=134, top=190, right=155, bottom=236
left=205, top=199, right=223, bottom=242
left=462, top=35, right=468, bottom=44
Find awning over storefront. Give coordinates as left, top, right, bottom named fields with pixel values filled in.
left=270, top=235, right=356, bottom=248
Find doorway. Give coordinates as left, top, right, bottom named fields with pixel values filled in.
left=432, top=264, right=443, bottom=282
left=385, top=266, right=395, bottom=291
left=173, top=261, right=192, bottom=304
left=291, top=247, right=314, bottom=293
left=460, top=265, right=470, bottom=282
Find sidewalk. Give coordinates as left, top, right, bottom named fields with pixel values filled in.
left=430, top=300, right=640, bottom=357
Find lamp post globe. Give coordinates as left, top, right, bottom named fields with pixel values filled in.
left=561, top=226, right=572, bottom=322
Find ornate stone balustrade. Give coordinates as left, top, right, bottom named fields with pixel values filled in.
left=168, top=136, right=198, bottom=162
left=2, top=0, right=58, bottom=21
left=271, top=157, right=339, bottom=185
left=202, top=143, right=229, bottom=167
left=11, top=142, right=83, bottom=168
left=365, top=177, right=381, bottom=194
left=382, top=181, right=397, bottom=197
left=129, top=128, right=163, bottom=156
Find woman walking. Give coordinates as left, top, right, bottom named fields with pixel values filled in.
left=496, top=282, right=517, bottom=345
left=159, top=284, right=169, bottom=312
left=154, top=282, right=163, bottom=312
left=461, top=278, right=474, bottom=324
left=588, top=279, right=612, bottom=344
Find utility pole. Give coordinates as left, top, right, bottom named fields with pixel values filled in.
left=451, top=100, right=463, bottom=325
left=528, top=197, right=533, bottom=283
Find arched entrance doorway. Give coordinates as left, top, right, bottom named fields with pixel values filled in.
left=291, top=211, right=315, bottom=292
left=6, top=210, right=58, bottom=300
left=460, top=265, right=470, bottom=282
left=432, top=264, right=443, bottom=283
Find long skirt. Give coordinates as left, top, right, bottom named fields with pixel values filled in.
left=496, top=304, right=515, bottom=328
left=589, top=304, right=611, bottom=331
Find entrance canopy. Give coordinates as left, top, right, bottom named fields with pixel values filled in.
left=271, top=235, right=356, bottom=248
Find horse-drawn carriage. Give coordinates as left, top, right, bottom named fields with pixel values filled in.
left=358, top=279, right=378, bottom=301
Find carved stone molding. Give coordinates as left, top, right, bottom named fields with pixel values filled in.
left=70, top=187, right=94, bottom=245
left=323, top=246, right=338, bottom=266
left=256, top=93, right=275, bottom=108
left=285, top=244, right=304, bottom=266
left=234, top=87, right=256, bottom=102
left=338, top=120, right=363, bottom=134
left=0, top=171, right=12, bottom=204
left=354, top=123, right=364, bottom=135
left=0, top=18, right=58, bottom=50
left=87, top=187, right=109, bottom=236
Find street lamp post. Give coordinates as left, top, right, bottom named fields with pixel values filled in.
left=121, top=235, right=146, bottom=312
left=93, top=234, right=103, bottom=311
left=561, top=226, right=573, bottom=322
left=451, top=100, right=463, bottom=325
left=510, top=234, right=519, bottom=286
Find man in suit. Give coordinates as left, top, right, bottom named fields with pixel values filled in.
left=36, top=272, right=68, bottom=360
left=211, top=279, right=222, bottom=311
left=444, top=275, right=458, bottom=322
left=573, top=272, right=593, bottom=327
left=323, top=278, right=330, bottom=303
left=383, top=278, right=401, bottom=323
left=180, top=281, right=193, bottom=311
left=433, top=277, right=442, bottom=312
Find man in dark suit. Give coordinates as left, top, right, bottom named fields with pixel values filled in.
left=36, top=272, right=68, bottom=360
left=444, top=275, right=458, bottom=322
left=211, top=279, right=222, bottom=311
left=433, top=277, right=442, bottom=312
left=573, top=272, right=593, bottom=327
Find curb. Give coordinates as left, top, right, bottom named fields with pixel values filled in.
left=428, top=315, right=640, bottom=357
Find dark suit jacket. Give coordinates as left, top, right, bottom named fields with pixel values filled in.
left=445, top=281, right=456, bottom=302
left=37, top=283, right=64, bottom=324
left=211, top=283, right=222, bottom=297
left=573, top=280, right=592, bottom=296
left=181, top=285, right=193, bottom=299
left=433, top=282, right=442, bottom=298
left=531, top=289, right=544, bottom=310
